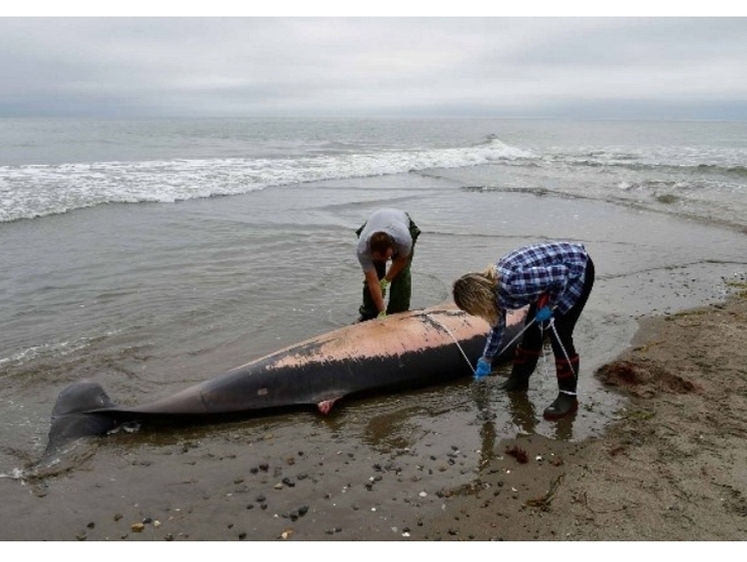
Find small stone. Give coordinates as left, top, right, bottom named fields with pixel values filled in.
left=131, top=523, right=145, bottom=533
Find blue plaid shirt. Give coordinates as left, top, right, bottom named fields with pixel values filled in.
left=482, top=242, right=589, bottom=360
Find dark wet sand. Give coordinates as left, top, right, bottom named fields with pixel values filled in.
left=4, top=289, right=747, bottom=542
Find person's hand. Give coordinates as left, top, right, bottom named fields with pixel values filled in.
left=377, top=310, right=387, bottom=319
left=535, top=306, right=553, bottom=323
left=474, top=357, right=492, bottom=380
left=380, top=278, right=389, bottom=297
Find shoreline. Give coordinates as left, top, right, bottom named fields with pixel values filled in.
left=4, top=290, right=747, bottom=542
left=419, top=290, right=747, bottom=540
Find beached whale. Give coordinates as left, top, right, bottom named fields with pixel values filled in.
left=46, top=304, right=526, bottom=452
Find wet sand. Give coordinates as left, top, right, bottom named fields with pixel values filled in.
left=5, top=290, right=747, bottom=543
left=423, top=292, right=747, bottom=540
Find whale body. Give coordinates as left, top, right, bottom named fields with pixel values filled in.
left=46, top=304, right=526, bottom=451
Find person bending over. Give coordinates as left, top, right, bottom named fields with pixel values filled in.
left=355, top=208, right=421, bottom=322
left=452, top=241, right=595, bottom=420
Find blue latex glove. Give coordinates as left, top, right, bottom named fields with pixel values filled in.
left=535, top=306, right=553, bottom=323
left=474, top=357, right=492, bottom=380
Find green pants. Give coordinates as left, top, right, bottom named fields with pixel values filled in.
left=356, top=216, right=421, bottom=320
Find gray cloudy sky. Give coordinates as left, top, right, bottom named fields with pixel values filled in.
left=1, top=16, right=746, bottom=119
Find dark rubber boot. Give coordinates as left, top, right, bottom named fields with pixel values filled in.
left=543, top=355, right=579, bottom=420
left=498, top=346, right=541, bottom=392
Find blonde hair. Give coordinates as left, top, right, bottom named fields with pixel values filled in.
left=452, top=265, right=500, bottom=326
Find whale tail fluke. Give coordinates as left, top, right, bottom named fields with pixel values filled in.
left=45, top=380, right=121, bottom=454
left=51, top=379, right=116, bottom=417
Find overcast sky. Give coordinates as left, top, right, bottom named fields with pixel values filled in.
left=2, top=13, right=746, bottom=120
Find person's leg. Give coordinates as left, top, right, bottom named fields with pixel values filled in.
left=499, top=313, right=543, bottom=391
left=543, top=258, right=595, bottom=419
left=542, top=352, right=580, bottom=420
left=386, top=258, right=411, bottom=314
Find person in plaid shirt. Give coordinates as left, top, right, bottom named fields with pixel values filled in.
left=452, top=241, right=595, bottom=419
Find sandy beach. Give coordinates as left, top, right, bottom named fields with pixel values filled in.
left=423, top=290, right=747, bottom=541
left=4, top=287, right=745, bottom=543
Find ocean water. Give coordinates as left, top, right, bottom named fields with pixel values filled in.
left=3, top=118, right=747, bottom=228
left=1, top=117, right=746, bottom=479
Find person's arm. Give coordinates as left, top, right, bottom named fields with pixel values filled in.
left=364, top=268, right=386, bottom=314
left=384, top=253, right=410, bottom=282
left=473, top=313, right=506, bottom=379
left=481, top=312, right=507, bottom=361
left=514, top=265, right=569, bottom=310
left=543, top=265, right=570, bottom=311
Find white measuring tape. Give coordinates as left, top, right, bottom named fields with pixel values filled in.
left=428, top=308, right=575, bottom=381
left=427, top=312, right=537, bottom=374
